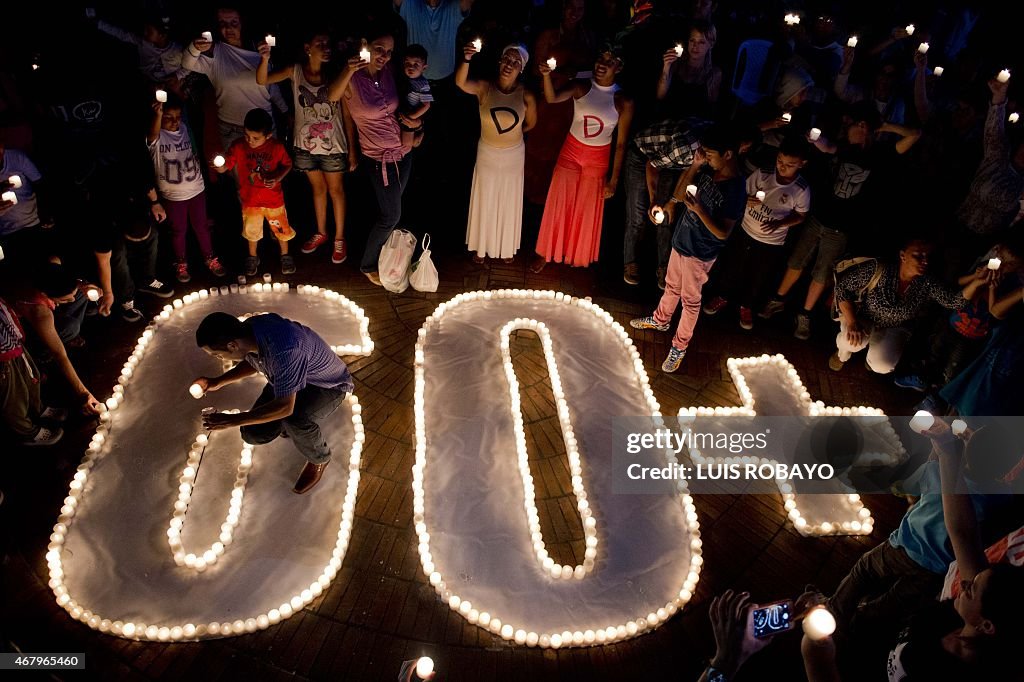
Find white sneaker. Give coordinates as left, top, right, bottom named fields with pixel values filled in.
left=25, top=426, right=63, bottom=446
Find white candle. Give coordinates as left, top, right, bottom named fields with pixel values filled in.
left=264, top=34, right=276, bottom=47
left=685, top=184, right=697, bottom=197
left=917, top=42, right=929, bottom=54
left=809, top=127, right=822, bottom=141
left=674, top=44, right=683, bottom=57
left=189, top=383, right=205, bottom=399
left=932, top=66, right=944, bottom=76
left=1009, top=112, right=1020, bottom=124
left=904, top=24, right=915, bottom=36
left=802, top=607, right=836, bottom=641
left=755, top=190, right=766, bottom=202
left=155, top=89, right=167, bottom=103
left=201, top=31, right=213, bottom=42
left=213, top=154, right=225, bottom=168
left=781, top=112, right=792, bottom=123
left=1, top=190, right=17, bottom=205
left=997, top=69, right=1011, bottom=83
left=988, top=257, right=1002, bottom=270
left=652, top=209, right=665, bottom=224
left=472, top=38, right=483, bottom=52
left=359, top=47, right=371, bottom=62
left=415, top=657, right=434, bottom=679
left=951, top=419, right=968, bottom=436
left=847, top=36, right=858, bottom=48
left=8, top=174, right=22, bottom=189
left=87, top=288, right=100, bottom=302
left=546, top=57, right=557, bottom=70
left=262, top=273, right=272, bottom=284
left=909, top=410, right=935, bottom=434
left=784, top=13, right=800, bottom=25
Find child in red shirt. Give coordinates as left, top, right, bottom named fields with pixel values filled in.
left=215, top=108, right=295, bottom=275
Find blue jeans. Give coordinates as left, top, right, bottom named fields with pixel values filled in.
left=622, top=145, right=679, bottom=268
left=240, top=383, right=348, bottom=464
left=361, top=154, right=412, bottom=273
left=54, top=289, right=89, bottom=343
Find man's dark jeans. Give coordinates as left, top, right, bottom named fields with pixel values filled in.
left=240, top=384, right=347, bottom=464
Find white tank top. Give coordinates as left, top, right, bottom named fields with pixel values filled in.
left=569, top=80, right=620, bottom=147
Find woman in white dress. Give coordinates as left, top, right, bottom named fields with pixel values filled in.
left=456, top=43, right=537, bottom=263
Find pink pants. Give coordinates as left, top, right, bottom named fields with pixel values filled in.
left=653, top=249, right=715, bottom=351
left=165, top=192, right=213, bottom=262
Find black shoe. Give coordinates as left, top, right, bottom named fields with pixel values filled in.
left=138, top=279, right=174, bottom=298
left=121, top=301, right=144, bottom=323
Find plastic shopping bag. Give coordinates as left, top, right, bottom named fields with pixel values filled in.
left=409, top=234, right=438, bottom=293
left=378, top=229, right=417, bottom=293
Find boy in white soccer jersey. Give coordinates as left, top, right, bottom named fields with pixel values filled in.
left=147, top=93, right=225, bottom=283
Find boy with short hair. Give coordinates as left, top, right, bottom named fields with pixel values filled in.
left=147, top=93, right=225, bottom=282
left=215, top=108, right=295, bottom=276
left=630, top=125, right=747, bottom=372
left=400, top=44, right=432, bottom=148
left=703, top=137, right=812, bottom=330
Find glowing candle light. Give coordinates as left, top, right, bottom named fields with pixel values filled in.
left=472, top=38, right=483, bottom=52
left=802, top=607, right=836, bottom=641
left=781, top=112, right=792, bottom=123
left=755, top=191, right=766, bottom=202
left=264, top=34, right=276, bottom=47
left=988, top=257, right=1002, bottom=270
left=7, top=174, right=22, bottom=189
left=262, top=273, right=272, bottom=284
left=951, top=419, right=968, bottom=436
left=904, top=24, right=915, bottom=36
left=847, top=36, right=858, bottom=48
left=189, top=383, right=205, bottom=399
left=808, top=127, right=822, bottom=141
left=909, top=410, right=934, bottom=434
left=415, top=657, right=434, bottom=679
left=201, top=31, right=213, bottom=42
left=784, top=13, right=800, bottom=25
left=997, top=69, right=1011, bottom=83
left=1, top=191, right=17, bottom=205
left=155, top=89, right=167, bottom=103
left=932, top=66, right=943, bottom=76
left=1010, top=112, right=1020, bottom=124
left=685, top=184, right=697, bottom=197
left=652, top=209, right=665, bottom=224
left=546, top=57, right=557, bottom=70
left=674, top=44, right=683, bottom=57
left=359, top=47, right=371, bottom=62
left=87, top=288, right=100, bottom=302
left=917, top=42, right=929, bottom=54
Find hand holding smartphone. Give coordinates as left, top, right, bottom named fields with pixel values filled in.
left=751, top=599, right=794, bottom=638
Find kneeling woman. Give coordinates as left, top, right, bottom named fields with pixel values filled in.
left=457, top=43, right=537, bottom=263
left=531, top=46, right=633, bottom=272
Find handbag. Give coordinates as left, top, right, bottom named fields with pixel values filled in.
left=378, top=229, right=417, bottom=293
left=409, top=234, right=438, bottom=293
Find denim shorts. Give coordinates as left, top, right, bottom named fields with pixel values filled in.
left=787, top=215, right=849, bottom=284
left=293, top=149, right=347, bottom=173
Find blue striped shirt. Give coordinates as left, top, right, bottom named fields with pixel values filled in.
left=244, top=314, right=353, bottom=398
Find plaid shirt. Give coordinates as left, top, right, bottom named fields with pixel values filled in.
left=0, top=298, right=26, bottom=362
left=632, top=118, right=710, bottom=170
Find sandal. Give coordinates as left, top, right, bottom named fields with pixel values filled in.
left=529, top=256, right=547, bottom=274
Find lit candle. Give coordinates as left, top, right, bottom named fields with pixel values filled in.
left=847, top=36, right=858, bottom=48
left=802, top=607, right=836, bottom=641
left=8, top=174, right=22, bottom=189
left=997, top=69, right=1011, bottom=83
left=904, top=24, right=915, bottom=36
left=546, top=57, right=557, bottom=70
left=784, top=13, right=800, bottom=26
left=808, top=127, right=822, bottom=141
left=213, top=154, right=225, bottom=168
left=932, top=66, right=943, bottom=76
left=1, top=191, right=16, bottom=205
left=909, top=410, right=935, bottom=434
left=917, top=42, right=929, bottom=54
left=755, top=190, right=766, bottom=202
left=472, top=38, right=483, bottom=52
left=262, top=273, right=272, bottom=284
left=189, top=383, right=205, bottom=399
left=951, top=419, right=968, bottom=436
left=674, top=44, right=683, bottom=57
left=1010, top=112, right=1020, bottom=124
left=415, top=657, right=434, bottom=679
left=988, top=257, right=1002, bottom=270
left=359, top=47, right=371, bottom=62
left=781, top=112, right=792, bottom=123
left=87, top=288, right=100, bottom=302
left=652, top=209, right=665, bottom=224
left=264, top=34, right=276, bottom=47
left=685, top=184, right=697, bottom=197
left=201, top=31, right=213, bottom=42
left=155, top=89, right=167, bottom=103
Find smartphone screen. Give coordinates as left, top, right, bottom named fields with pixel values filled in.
left=752, top=599, right=793, bottom=638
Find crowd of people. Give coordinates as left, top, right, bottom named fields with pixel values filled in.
left=1, top=1, right=1022, bottom=678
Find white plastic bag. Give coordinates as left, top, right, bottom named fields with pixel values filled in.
left=378, top=229, right=417, bottom=293
left=409, top=234, right=439, bottom=293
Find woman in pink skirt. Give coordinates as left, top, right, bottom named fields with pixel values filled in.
left=530, top=47, right=634, bottom=273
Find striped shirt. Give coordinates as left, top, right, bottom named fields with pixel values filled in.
left=244, top=314, right=353, bottom=399
left=0, top=297, right=26, bottom=361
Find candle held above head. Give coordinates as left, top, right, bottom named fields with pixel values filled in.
left=415, top=657, right=434, bottom=679
left=932, top=66, right=944, bottom=76
left=917, top=42, right=929, bottom=54
left=264, top=34, right=276, bottom=47
left=1010, top=112, right=1020, bottom=124
left=905, top=24, right=915, bottom=36
left=808, top=127, right=822, bottom=141
left=997, top=69, right=1011, bottom=83
left=546, top=57, right=557, bottom=70
left=155, top=89, right=167, bottom=103
left=847, top=36, right=858, bottom=48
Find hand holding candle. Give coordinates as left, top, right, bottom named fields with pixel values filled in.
left=213, top=154, right=226, bottom=168
left=932, top=66, right=944, bottom=76
left=546, top=57, right=557, bottom=70
left=264, top=34, right=276, bottom=47
left=997, top=69, right=1011, bottom=84
left=415, top=657, right=435, bottom=679
left=808, top=127, right=822, bottom=141
left=359, top=45, right=371, bottom=62
left=1010, top=112, right=1021, bottom=124
left=917, top=42, right=929, bottom=54
left=781, top=112, right=792, bottom=123
left=951, top=419, right=968, bottom=437
left=189, top=383, right=205, bottom=399
left=7, top=174, right=22, bottom=189
left=988, top=257, right=1002, bottom=270
left=201, top=31, right=213, bottom=42
left=755, top=190, right=766, bottom=202
left=846, top=36, right=858, bottom=48
left=674, top=44, right=684, bottom=57
left=904, top=24, right=915, bottom=36
left=784, top=13, right=800, bottom=26
left=686, top=184, right=698, bottom=197
left=909, top=410, right=935, bottom=434
left=155, top=89, right=168, bottom=103
left=472, top=38, right=483, bottom=52
left=802, top=607, right=836, bottom=641
left=86, top=288, right=100, bottom=302
left=652, top=209, right=665, bottom=224
left=1, top=190, right=17, bottom=205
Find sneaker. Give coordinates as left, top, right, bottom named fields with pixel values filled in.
left=703, top=296, right=728, bottom=315
left=894, top=375, right=928, bottom=392
left=623, top=262, right=640, bottom=286
left=332, top=239, right=347, bottom=264
left=40, top=406, right=68, bottom=422
left=794, top=312, right=811, bottom=340
left=630, top=315, right=671, bottom=332
left=24, top=426, right=63, bottom=446
left=280, top=254, right=296, bottom=275
left=301, top=233, right=328, bottom=254
left=175, top=262, right=191, bottom=283
left=121, top=300, right=143, bottom=323
left=656, top=266, right=667, bottom=291
left=244, top=256, right=260, bottom=277
left=662, top=347, right=686, bottom=373
left=138, top=279, right=174, bottom=298
left=759, top=298, right=786, bottom=319
left=738, top=306, right=753, bottom=330
left=828, top=351, right=845, bottom=371
left=205, top=256, right=227, bottom=277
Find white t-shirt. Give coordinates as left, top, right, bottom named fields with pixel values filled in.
left=292, top=65, right=347, bottom=156
left=148, top=123, right=205, bottom=201
left=741, top=170, right=811, bottom=245
left=181, top=43, right=287, bottom=126
left=97, top=21, right=188, bottom=83
left=0, top=149, right=42, bottom=236
left=569, top=81, right=620, bottom=147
